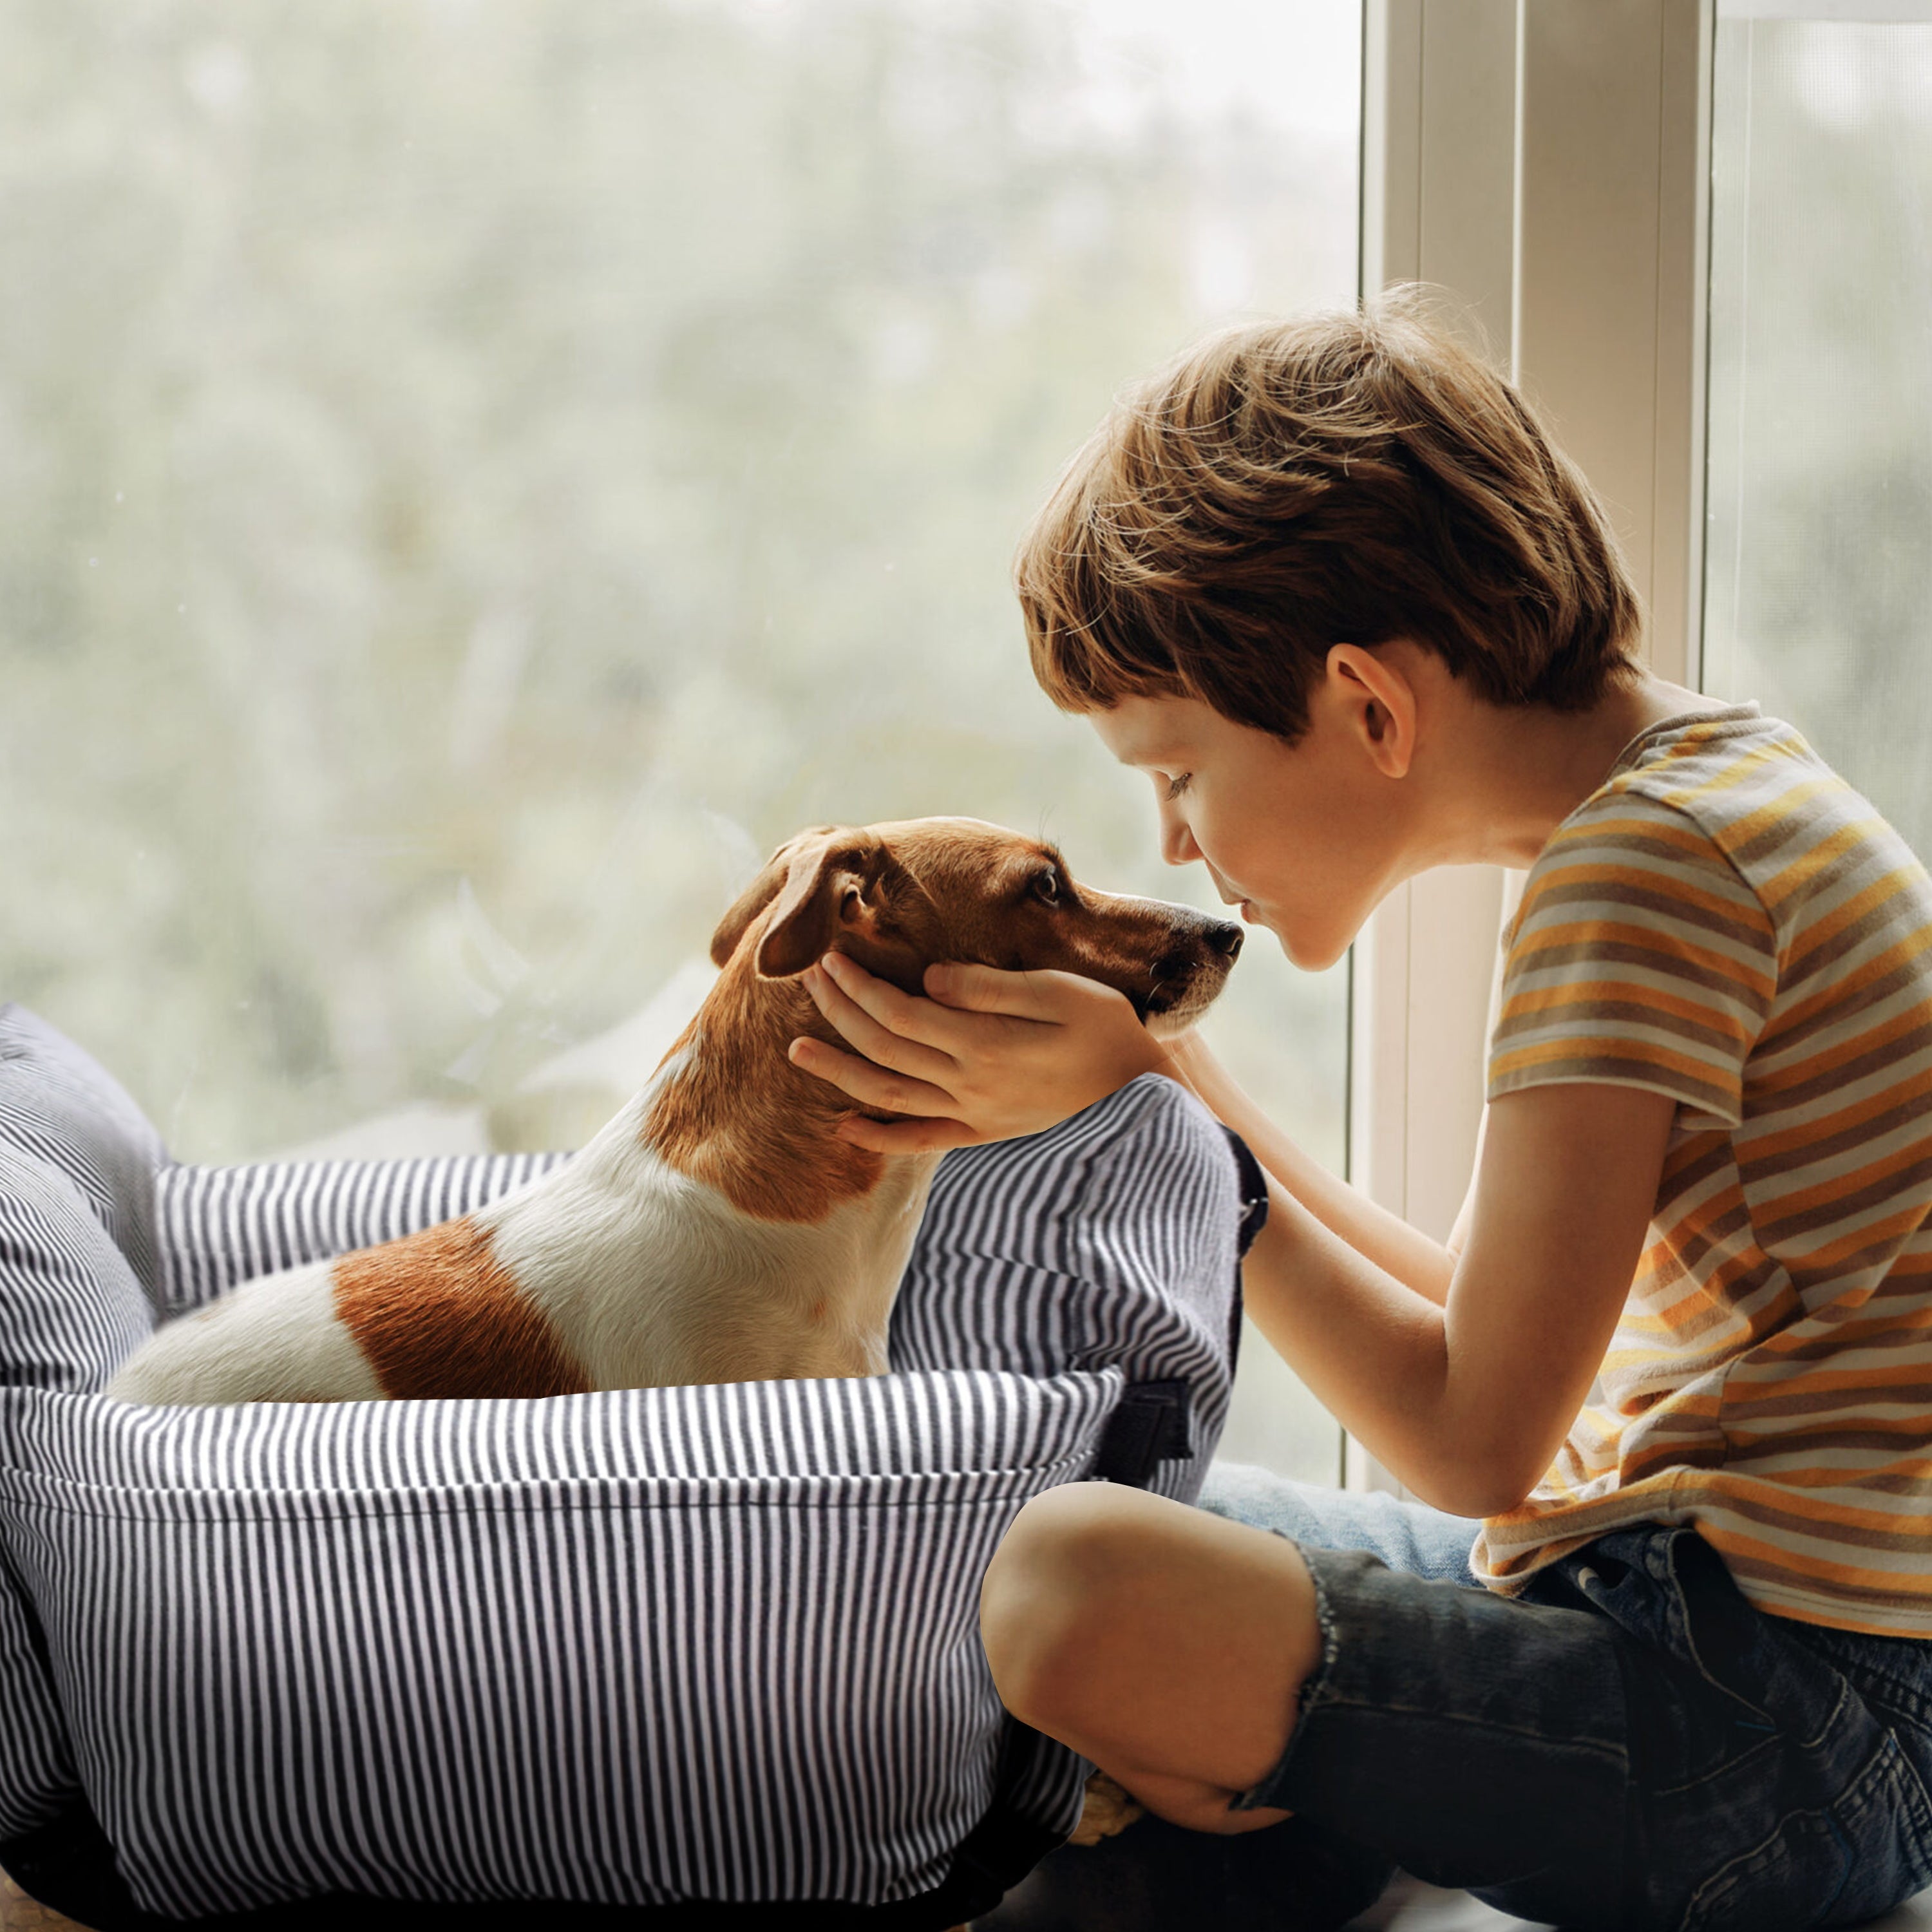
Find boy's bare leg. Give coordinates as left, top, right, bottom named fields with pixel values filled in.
left=979, top=1483, right=1320, bottom=1836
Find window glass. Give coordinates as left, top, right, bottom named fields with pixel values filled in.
left=1703, top=8, right=1932, bottom=858
left=3, top=3, right=1360, bottom=1476
left=1, top=0, right=1360, bottom=1476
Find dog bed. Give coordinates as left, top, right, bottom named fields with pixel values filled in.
left=0, top=1003, right=1262, bottom=1929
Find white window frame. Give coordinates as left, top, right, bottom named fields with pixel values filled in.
left=1347, top=0, right=1713, bottom=1489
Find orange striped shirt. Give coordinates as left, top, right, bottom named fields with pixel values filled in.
left=1473, top=706, right=1932, bottom=1635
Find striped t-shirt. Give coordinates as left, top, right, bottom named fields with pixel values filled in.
left=1471, top=705, right=1932, bottom=1636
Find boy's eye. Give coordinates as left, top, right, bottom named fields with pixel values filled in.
left=1162, top=772, right=1193, bottom=801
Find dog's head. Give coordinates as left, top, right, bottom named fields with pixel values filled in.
left=708, top=817, right=1240, bottom=1035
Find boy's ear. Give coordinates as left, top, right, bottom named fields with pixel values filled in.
left=1325, top=643, right=1417, bottom=780
left=753, top=833, right=891, bottom=980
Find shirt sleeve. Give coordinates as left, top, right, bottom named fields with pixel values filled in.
left=1487, top=791, right=1778, bottom=1129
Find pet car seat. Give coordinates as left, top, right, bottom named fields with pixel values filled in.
left=0, top=1003, right=1262, bottom=1929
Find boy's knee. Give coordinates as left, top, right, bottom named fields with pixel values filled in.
left=978, top=1481, right=1176, bottom=1735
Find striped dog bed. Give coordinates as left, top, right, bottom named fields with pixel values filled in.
left=0, top=1004, right=1260, bottom=1929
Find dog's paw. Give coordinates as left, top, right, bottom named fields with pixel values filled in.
left=1066, top=1769, right=1144, bottom=1846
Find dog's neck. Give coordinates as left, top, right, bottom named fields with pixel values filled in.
left=639, top=951, right=933, bottom=1225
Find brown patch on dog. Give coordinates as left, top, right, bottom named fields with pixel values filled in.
left=647, top=817, right=1243, bottom=1224
left=645, top=974, right=889, bottom=1224
left=333, top=1217, right=592, bottom=1399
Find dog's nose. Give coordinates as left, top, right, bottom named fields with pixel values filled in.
left=1206, top=921, right=1244, bottom=960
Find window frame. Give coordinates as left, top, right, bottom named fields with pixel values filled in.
left=1347, top=0, right=1713, bottom=1490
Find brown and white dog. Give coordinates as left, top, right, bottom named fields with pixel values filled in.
left=104, top=818, right=1242, bottom=1408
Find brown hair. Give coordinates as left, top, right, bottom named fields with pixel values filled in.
left=1017, top=290, right=1642, bottom=742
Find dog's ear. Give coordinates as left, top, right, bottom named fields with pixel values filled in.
left=755, top=832, right=890, bottom=980
left=708, top=827, right=843, bottom=968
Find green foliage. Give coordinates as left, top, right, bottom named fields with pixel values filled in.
left=1704, top=23, right=1932, bottom=844
left=0, top=0, right=1355, bottom=1163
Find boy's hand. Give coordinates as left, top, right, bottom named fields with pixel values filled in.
left=787, top=952, right=1172, bottom=1153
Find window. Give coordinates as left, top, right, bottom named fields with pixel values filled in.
left=1703, top=5, right=1932, bottom=835
left=1, top=1, right=1361, bottom=1478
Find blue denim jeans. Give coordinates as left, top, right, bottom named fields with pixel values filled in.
left=1200, top=1464, right=1932, bottom=1931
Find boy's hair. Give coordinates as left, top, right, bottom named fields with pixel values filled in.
left=1018, top=290, right=1643, bottom=743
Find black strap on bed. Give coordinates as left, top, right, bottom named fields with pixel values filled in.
left=1088, top=1126, right=1267, bottom=1491
left=1091, top=1379, right=1193, bottom=1488
left=1222, top=1124, right=1267, bottom=1383
left=1224, top=1126, right=1270, bottom=1258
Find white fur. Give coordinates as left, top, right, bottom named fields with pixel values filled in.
left=103, top=1045, right=940, bottom=1405
left=481, top=1049, right=943, bottom=1389
left=104, top=1258, right=385, bottom=1406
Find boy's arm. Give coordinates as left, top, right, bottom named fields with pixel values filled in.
left=1178, top=1045, right=1652, bottom=1515
left=788, top=952, right=1672, bottom=1517
left=1163, top=1033, right=1458, bottom=1305
left=1240, top=1079, right=1674, bottom=1517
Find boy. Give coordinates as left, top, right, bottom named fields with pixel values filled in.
left=786, top=296, right=1932, bottom=1930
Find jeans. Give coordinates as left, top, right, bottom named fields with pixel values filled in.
left=979, top=1465, right=1932, bottom=1931
left=1210, top=1464, right=1932, bottom=1931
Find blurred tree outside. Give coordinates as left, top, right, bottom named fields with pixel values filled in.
left=1704, top=20, right=1932, bottom=839
left=0, top=0, right=1361, bottom=1479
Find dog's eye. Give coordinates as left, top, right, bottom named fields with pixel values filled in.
left=1032, top=869, right=1061, bottom=907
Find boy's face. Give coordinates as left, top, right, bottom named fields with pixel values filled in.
left=1089, top=690, right=1407, bottom=972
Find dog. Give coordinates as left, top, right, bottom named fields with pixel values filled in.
left=105, top=818, right=1242, bottom=1407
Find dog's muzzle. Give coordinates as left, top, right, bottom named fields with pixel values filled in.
left=1139, top=919, right=1242, bottom=1020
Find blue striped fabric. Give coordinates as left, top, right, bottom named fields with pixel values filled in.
left=0, top=1007, right=164, bottom=1394
left=0, top=1005, right=169, bottom=1869
left=6, top=1371, right=1119, bottom=1913
left=155, top=1149, right=569, bottom=1318
left=892, top=1080, right=1241, bottom=1508
left=0, top=1008, right=1245, bottom=1918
